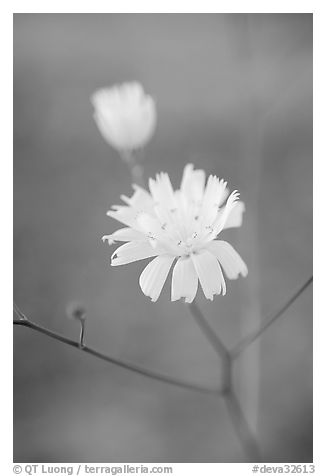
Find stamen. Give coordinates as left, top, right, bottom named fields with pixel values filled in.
left=147, top=232, right=156, bottom=240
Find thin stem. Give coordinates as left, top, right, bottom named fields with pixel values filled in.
left=188, top=301, right=260, bottom=460
left=224, top=389, right=262, bottom=462
left=188, top=301, right=229, bottom=360
left=79, top=318, right=86, bottom=348
left=120, top=149, right=145, bottom=187
left=230, top=276, right=313, bottom=360
left=13, top=318, right=217, bottom=396
left=188, top=301, right=231, bottom=392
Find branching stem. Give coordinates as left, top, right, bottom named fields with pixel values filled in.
left=13, top=316, right=217, bottom=396
left=13, top=274, right=312, bottom=462
left=187, top=275, right=312, bottom=461
left=189, top=301, right=231, bottom=393
left=188, top=300, right=260, bottom=461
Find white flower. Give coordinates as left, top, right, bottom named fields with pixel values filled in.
left=103, top=164, right=248, bottom=303
left=91, top=82, right=156, bottom=151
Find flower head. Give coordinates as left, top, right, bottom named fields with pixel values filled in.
left=91, top=82, right=156, bottom=151
left=103, top=164, right=248, bottom=302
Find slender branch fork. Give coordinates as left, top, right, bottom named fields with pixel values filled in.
left=188, top=276, right=312, bottom=461
left=189, top=300, right=261, bottom=461
left=13, top=275, right=312, bottom=461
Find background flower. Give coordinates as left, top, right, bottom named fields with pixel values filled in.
left=104, top=164, right=247, bottom=302
left=91, top=82, right=157, bottom=151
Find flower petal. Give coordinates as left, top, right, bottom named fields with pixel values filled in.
left=207, top=240, right=248, bottom=279
left=171, top=256, right=198, bottom=303
left=149, top=172, right=176, bottom=210
left=120, top=185, right=155, bottom=214
left=191, top=250, right=226, bottom=300
left=137, top=212, right=164, bottom=238
left=139, top=255, right=175, bottom=302
left=211, top=190, right=240, bottom=237
left=103, top=227, right=146, bottom=245
left=180, top=164, right=206, bottom=202
left=222, top=201, right=245, bottom=230
left=111, top=241, right=160, bottom=266
left=107, top=207, right=138, bottom=228
left=200, top=175, right=228, bottom=226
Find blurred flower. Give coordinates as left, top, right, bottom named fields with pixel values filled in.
left=91, top=82, right=156, bottom=151
left=103, top=164, right=247, bottom=302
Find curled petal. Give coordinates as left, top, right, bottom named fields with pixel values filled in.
left=211, top=190, right=240, bottom=237
left=222, top=201, right=245, bottom=230
left=207, top=240, right=248, bottom=279
left=139, top=255, right=175, bottom=302
left=171, top=256, right=198, bottom=303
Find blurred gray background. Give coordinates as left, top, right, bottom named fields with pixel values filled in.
left=13, top=13, right=312, bottom=462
